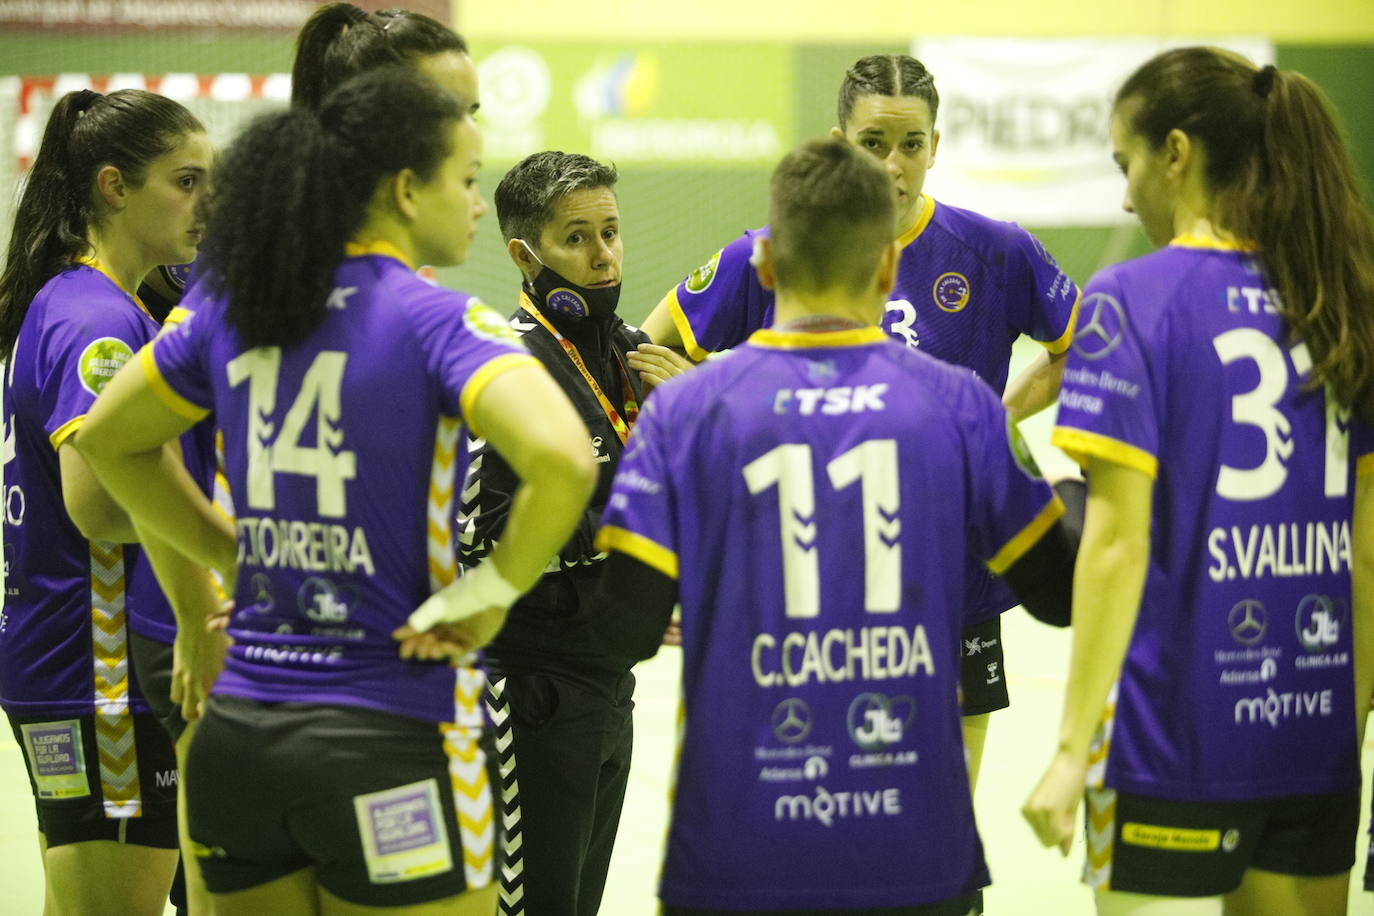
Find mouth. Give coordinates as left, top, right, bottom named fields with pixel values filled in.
left=587, top=279, right=619, bottom=288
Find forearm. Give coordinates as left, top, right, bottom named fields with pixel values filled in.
left=79, top=439, right=235, bottom=578
left=134, top=520, right=222, bottom=633
left=1003, top=347, right=1066, bottom=424
left=1351, top=477, right=1374, bottom=746
left=1056, top=465, right=1151, bottom=757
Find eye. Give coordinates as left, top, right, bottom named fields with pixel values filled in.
left=602, top=227, right=618, bottom=241
left=179, top=175, right=197, bottom=190
left=860, top=137, right=881, bottom=150
left=567, top=232, right=584, bottom=245
left=465, top=178, right=478, bottom=188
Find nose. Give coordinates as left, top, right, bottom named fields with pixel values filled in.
left=473, top=188, right=487, bottom=220
left=884, top=149, right=903, bottom=179
left=1121, top=191, right=1134, bottom=215
left=592, top=235, right=613, bottom=269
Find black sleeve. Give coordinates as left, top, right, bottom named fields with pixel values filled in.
left=1000, top=479, right=1085, bottom=628
left=590, top=550, right=679, bottom=661
left=456, top=434, right=519, bottom=567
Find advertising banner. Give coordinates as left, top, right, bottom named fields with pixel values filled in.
left=912, top=37, right=1274, bottom=225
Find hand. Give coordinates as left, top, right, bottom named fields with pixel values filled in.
left=627, top=343, right=694, bottom=394
left=662, top=617, right=682, bottom=647
left=1022, top=749, right=1087, bottom=855
left=394, top=606, right=507, bottom=662
left=170, top=608, right=231, bottom=722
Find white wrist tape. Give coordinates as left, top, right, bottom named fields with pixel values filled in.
left=406, top=562, right=521, bottom=632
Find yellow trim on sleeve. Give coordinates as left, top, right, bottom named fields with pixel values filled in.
left=987, top=495, right=1065, bottom=575
left=1051, top=426, right=1159, bottom=480
left=1042, top=288, right=1082, bottom=355
left=139, top=344, right=210, bottom=422
left=457, top=353, right=543, bottom=437
left=1357, top=452, right=1374, bottom=479
left=595, top=525, right=679, bottom=580
left=747, top=326, right=888, bottom=350
left=49, top=415, right=85, bottom=450
left=664, top=287, right=709, bottom=363
left=162, top=306, right=193, bottom=328
left=896, top=195, right=937, bottom=248
left=344, top=240, right=416, bottom=270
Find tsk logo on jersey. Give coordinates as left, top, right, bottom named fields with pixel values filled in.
left=846, top=693, right=916, bottom=751
left=685, top=249, right=721, bottom=294
left=1072, top=292, right=1125, bottom=361
left=932, top=272, right=971, bottom=312
left=772, top=384, right=888, bottom=416
left=1295, top=594, right=1342, bottom=652
left=77, top=337, right=135, bottom=396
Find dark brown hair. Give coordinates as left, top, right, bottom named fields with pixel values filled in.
left=0, top=90, right=203, bottom=356
left=837, top=55, right=939, bottom=129
left=291, top=3, right=468, bottom=112
left=1117, top=46, right=1374, bottom=421
left=769, top=137, right=895, bottom=296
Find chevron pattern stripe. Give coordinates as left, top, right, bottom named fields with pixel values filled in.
left=1085, top=681, right=1118, bottom=790
left=428, top=417, right=462, bottom=592
left=456, top=434, right=489, bottom=566
left=483, top=677, right=525, bottom=915
left=89, top=542, right=141, bottom=818
left=443, top=667, right=493, bottom=890
left=1082, top=786, right=1117, bottom=889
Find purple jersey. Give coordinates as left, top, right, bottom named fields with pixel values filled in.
left=661, top=198, right=1079, bottom=623
left=148, top=245, right=538, bottom=724
left=2, top=262, right=157, bottom=717
left=1054, top=238, right=1374, bottom=801
left=597, top=327, right=1064, bottom=910
left=125, top=305, right=222, bottom=645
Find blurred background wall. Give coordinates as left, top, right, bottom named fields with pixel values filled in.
left=1, top=0, right=1370, bottom=324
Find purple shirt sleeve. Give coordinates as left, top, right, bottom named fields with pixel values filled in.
left=408, top=290, right=532, bottom=420
left=1003, top=223, right=1081, bottom=353
left=661, top=230, right=774, bottom=360
left=149, top=299, right=214, bottom=415
left=1051, top=270, right=1160, bottom=479
left=43, top=300, right=155, bottom=445
left=596, top=396, right=679, bottom=579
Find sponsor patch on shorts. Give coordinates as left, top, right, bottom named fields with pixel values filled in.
left=21, top=721, right=89, bottom=799
left=1121, top=822, right=1220, bottom=852
left=353, top=778, right=453, bottom=884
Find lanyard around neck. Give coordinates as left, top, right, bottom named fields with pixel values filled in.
left=522, top=294, right=639, bottom=445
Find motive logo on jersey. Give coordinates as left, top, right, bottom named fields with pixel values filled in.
left=932, top=272, right=970, bottom=313
left=77, top=337, right=135, bottom=395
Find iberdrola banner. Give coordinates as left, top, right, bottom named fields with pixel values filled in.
left=911, top=37, right=1274, bottom=226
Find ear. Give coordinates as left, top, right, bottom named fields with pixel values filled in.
left=507, top=237, right=541, bottom=284
left=1163, top=128, right=1192, bottom=179
left=829, top=125, right=844, bottom=140
left=876, top=239, right=900, bottom=297
left=94, top=165, right=127, bottom=210
left=754, top=236, right=776, bottom=291
left=392, top=168, right=420, bottom=221
left=928, top=128, right=941, bottom=169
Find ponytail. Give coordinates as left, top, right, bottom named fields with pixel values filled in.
left=1248, top=68, right=1374, bottom=423
left=0, top=89, right=202, bottom=357
left=199, top=66, right=464, bottom=349
left=291, top=3, right=468, bottom=113
left=1118, top=47, right=1374, bottom=422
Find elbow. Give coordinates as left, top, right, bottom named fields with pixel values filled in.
left=64, top=495, right=129, bottom=543
left=527, top=437, right=598, bottom=502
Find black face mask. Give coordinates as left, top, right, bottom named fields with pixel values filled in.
left=520, top=242, right=621, bottom=320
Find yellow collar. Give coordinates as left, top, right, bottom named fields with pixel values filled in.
left=1169, top=233, right=1256, bottom=252
left=344, top=240, right=416, bottom=270
left=896, top=195, right=937, bottom=248
left=748, top=326, right=888, bottom=350
left=74, top=256, right=153, bottom=319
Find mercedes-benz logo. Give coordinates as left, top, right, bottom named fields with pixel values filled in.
left=771, top=697, right=812, bottom=744
left=1227, top=599, right=1267, bottom=646
left=1072, top=292, right=1126, bottom=361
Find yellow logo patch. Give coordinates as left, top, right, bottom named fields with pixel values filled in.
left=1121, top=822, right=1221, bottom=852
left=932, top=272, right=971, bottom=313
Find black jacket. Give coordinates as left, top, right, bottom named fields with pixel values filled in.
left=458, top=291, right=649, bottom=689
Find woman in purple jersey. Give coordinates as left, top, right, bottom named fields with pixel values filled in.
left=0, top=89, right=212, bottom=914
left=1024, top=48, right=1374, bottom=915
left=75, top=67, right=595, bottom=914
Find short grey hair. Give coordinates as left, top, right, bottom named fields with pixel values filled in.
left=494, top=151, right=618, bottom=246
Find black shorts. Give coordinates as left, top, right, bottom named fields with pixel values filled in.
left=958, top=617, right=1008, bottom=716
left=5, top=708, right=178, bottom=849
left=1085, top=786, right=1358, bottom=897
left=129, top=630, right=189, bottom=743
left=188, top=694, right=501, bottom=906
left=663, top=894, right=978, bottom=916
